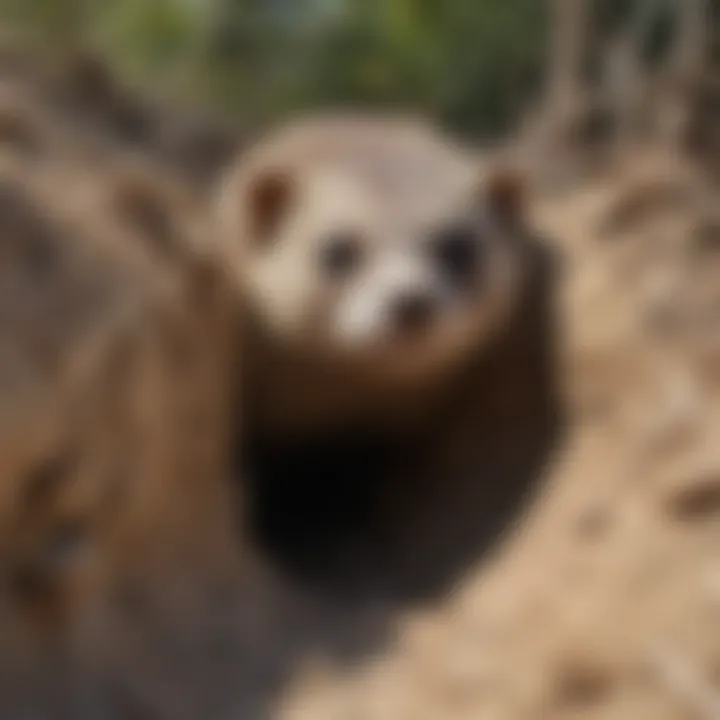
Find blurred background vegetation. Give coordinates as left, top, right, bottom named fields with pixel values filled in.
left=0, top=0, right=551, bottom=139
left=0, top=0, right=710, bottom=140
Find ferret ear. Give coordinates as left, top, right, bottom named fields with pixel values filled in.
left=482, top=164, right=525, bottom=226
left=245, top=168, right=295, bottom=247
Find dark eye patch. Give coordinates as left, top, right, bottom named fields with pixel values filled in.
left=429, top=223, right=484, bottom=283
left=319, top=231, right=363, bottom=278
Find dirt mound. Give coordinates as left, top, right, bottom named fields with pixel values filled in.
left=0, top=133, right=263, bottom=716
left=0, top=47, right=719, bottom=717
left=254, top=148, right=720, bottom=720
left=0, top=45, right=239, bottom=188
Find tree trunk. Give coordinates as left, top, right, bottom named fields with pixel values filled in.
left=658, top=0, right=711, bottom=148
left=546, top=0, right=591, bottom=129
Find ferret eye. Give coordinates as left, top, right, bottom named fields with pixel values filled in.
left=430, top=225, right=482, bottom=280
left=320, top=232, right=362, bottom=278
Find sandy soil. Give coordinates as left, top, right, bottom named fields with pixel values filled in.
left=266, top=151, right=720, bottom=720
left=1, top=48, right=719, bottom=718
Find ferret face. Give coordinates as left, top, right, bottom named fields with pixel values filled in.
left=223, top=121, right=524, bottom=383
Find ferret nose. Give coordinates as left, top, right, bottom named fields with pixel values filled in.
left=391, top=292, right=435, bottom=333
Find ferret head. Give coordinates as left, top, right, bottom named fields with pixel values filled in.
left=219, top=117, right=525, bottom=383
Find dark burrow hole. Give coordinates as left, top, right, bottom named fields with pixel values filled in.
left=240, top=430, right=406, bottom=597
left=234, top=237, right=563, bottom=603
left=239, top=388, right=560, bottom=604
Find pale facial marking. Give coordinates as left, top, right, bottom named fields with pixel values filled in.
left=241, top=158, right=520, bottom=381
left=333, top=250, right=452, bottom=348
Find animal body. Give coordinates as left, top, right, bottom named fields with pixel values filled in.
left=216, top=114, right=556, bottom=587
left=218, top=113, right=528, bottom=441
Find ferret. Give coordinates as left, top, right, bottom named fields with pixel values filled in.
left=215, top=114, right=552, bottom=582
left=218, top=113, right=528, bottom=443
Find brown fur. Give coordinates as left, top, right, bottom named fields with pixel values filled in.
left=218, top=114, right=527, bottom=440
left=214, top=115, right=559, bottom=603
left=0, top=141, right=251, bottom=714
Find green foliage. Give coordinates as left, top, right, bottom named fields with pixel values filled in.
left=0, top=0, right=551, bottom=138
left=95, top=0, right=199, bottom=76
left=0, top=0, right=89, bottom=45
